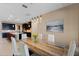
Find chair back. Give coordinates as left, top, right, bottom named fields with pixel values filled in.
left=11, top=37, right=18, bottom=56
left=18, top=43, right=29, bottom=56
left=38, top=34, right=48, bottom=43
left=67, top=39, right=76, bottom=56
left=38, top=34, right=43, bottom=40
left=48, top=34, right=55, bottom=44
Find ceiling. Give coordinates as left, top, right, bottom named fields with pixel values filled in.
left=0, top=3, right=72, bottom=24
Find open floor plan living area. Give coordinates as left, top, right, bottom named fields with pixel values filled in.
left=0, top=3, right=79, bottom=56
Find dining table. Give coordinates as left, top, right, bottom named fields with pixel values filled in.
left=22, top=38, right=67, bottom=56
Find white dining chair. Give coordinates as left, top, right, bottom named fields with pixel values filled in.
left=38, top=34, right=43, bottom=40
left=38, top=34, right=48, bottom=43
left=11, top=37, right=18, bottom=56
left=67, top=39, right=76, bottom=56
left=48, top=34, right=55, bottom=44
left=17, top=43, right=29, bottom=56
left=11, top=37, right=29, bottom=56
left=22, top=34, right=27, bottom=40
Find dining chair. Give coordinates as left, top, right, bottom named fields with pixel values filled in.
left=38, top=34, right=43, bottom=40
left=48, top=34, right=55, bottom=44
left=11, top=37, right=29, bottom=56
left=11, top=37, right=18, bottom=56
left=17, top=42, right=29, bottom=56
left=67, top=39, right=76, bottom=56
left=38, top=34, right=47, bottom=43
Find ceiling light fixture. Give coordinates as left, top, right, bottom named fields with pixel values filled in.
left=22, top=4, right=28, bottom=8
left=22, top=3, right=33, bottom=8
left=31, top=15, right=42, bottom=21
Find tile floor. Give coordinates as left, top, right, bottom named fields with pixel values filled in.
left=0, top=38, right=12, bottom=56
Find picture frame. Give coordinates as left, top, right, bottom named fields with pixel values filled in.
left=46, top=20, right=64, bottom=32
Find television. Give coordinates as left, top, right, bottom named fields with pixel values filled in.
left=2, top=23, right=15, bottom=30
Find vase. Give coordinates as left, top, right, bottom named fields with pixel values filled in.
left=33, top=37, right=38, bottom=43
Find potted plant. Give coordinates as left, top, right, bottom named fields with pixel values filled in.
left=32, top=33, right=38, bottom=43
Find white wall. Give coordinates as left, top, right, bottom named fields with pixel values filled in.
left=32, top=4, right=79, bottom=47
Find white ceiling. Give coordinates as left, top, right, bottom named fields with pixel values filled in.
left=0, top=3, right=72, bottom=24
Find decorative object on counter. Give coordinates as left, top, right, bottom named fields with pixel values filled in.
left=22, top=34, right=27, bottom=40
left=32, top=33, right=38, bottom=43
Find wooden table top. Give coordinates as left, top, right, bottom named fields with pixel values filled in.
left=22, top=39, right=67, bottom=56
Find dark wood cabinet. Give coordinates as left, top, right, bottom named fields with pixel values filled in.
left=22, top=21, right=31, bottom=38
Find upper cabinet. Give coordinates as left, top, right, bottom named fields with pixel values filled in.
left=22, top=21, right=31, bottom=32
